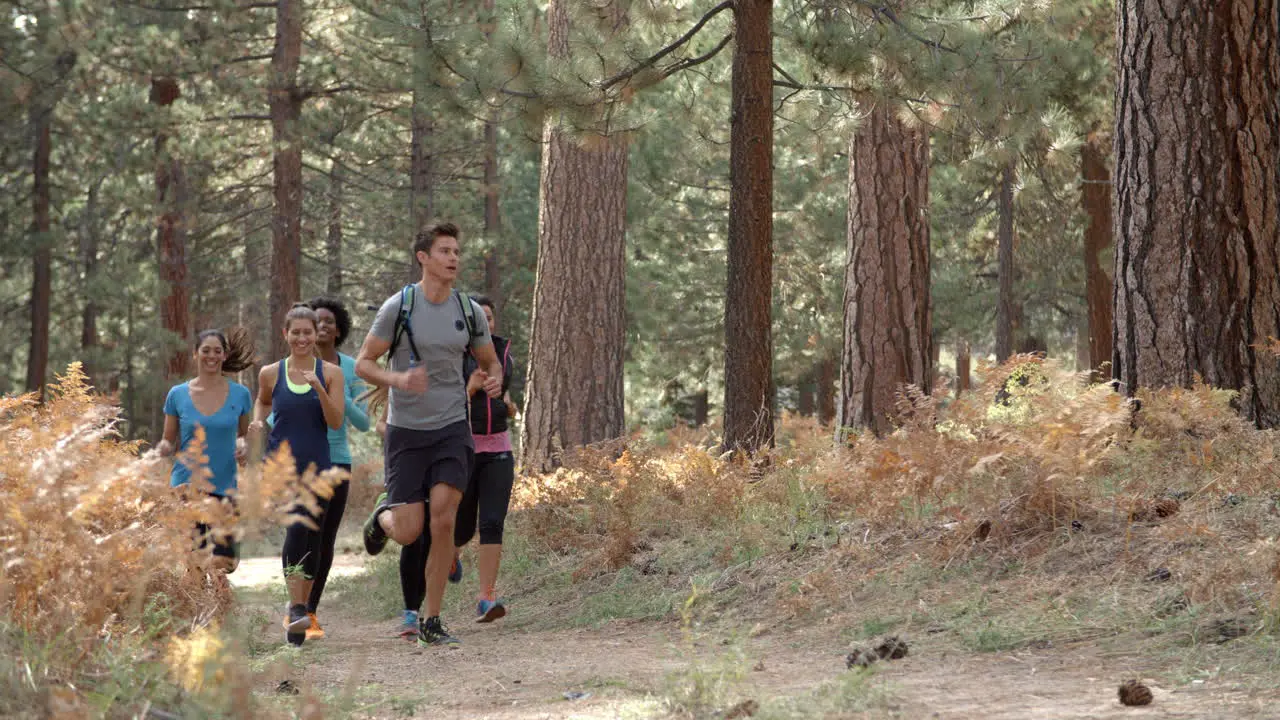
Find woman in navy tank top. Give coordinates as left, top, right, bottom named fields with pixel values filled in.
left=249, top=304, right=345, bottom=646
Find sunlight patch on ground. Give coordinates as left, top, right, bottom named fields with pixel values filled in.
left=228, top=555, right=368, bottom=589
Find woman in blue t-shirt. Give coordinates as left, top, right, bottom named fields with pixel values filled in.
left=157, top=328, right=255, bottom=573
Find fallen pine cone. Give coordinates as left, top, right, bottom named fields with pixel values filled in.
left=845, top=648, right=877, bottom=669
left=875, top=635, right=910, bottom=660
left=1154, top=498, right=1180, bottom=518
left=1118, top=679, right=1153, bottom=706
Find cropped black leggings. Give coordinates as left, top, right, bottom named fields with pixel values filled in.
left=399, top=451, right=514, bottom=610
left=281, top=467, right=350, bottom=613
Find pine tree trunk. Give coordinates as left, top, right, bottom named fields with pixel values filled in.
left=837, top=105, right=931, bottom=437
left=722, top=0, right=774, bottom=453
left=410, top=97, right=433, bottom=235
left=80, top=183, right=101, bottom=385
left=995, top=161, right=1016, bottom=364
left=26, top=110, right=52, bottom=397
left=1081, top=130, right=1114, bottom=378
left=520, top=0, right=629, bottom=473
left=797, top=380, right=816, bottom=417
left=693, top=389, right=709, bottom=427
left=956, top=339, right=971, bottom=394
left=326, top=157, right=343, bottom=296
left=816, top=356, right=836, bottom=425
left=1114, top=0, right=1280, bottom=427
left=268, top=0, right=303, bottom=360
left=152, top=76, right=190, bottom=380
left=483, top=117, right=503, bottom=312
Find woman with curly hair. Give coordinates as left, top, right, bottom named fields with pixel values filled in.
left=298, top=296, right=371, bottom=638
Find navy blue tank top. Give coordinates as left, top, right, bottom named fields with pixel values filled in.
left=267, top=357, right=332, bottom=475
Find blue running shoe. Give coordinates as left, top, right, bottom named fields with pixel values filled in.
left=476, top=598, right=506, bottom=623
left=397, top=609, right=419, bottom=639
left=448, top=555, right=463, bottom=584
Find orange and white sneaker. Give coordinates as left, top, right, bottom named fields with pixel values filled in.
left=305, top=612, right=325, bottom=640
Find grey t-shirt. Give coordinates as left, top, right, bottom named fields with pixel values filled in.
left=370, top=286, right=492, bottom=431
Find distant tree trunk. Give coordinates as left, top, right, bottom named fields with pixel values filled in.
left=995, top=161, right=1016, bottom=364
left=410, top=105, right=433, bottom=234
left=692, top=389, right=710, bottom=427
left=1114, top=0, right=1280, bottom=427
left=797, top=380, right=816, bottom=417
left=483, top=117, right=503, bottom=311
left=326, top=156, right=343, bottom=296
left=268, top=0, right=304, bottom=359
left=520, top=0, right=628, bottom=473
left=479, top=0, right=502, bottom=311
left=26, top=109, right=53, bottom=397
left=956, top=339, right=971, bottom=394
left=1081, top=130, right=1114, bottom=378
left=152, top=76, right=190, bottom=380
left=80, top=184, right=101, bottom=386
left=837, top=105, right=932, bottom=437
left=722, top=0, right=774, bottom=453
left=816, top=356, right=836, bottom=425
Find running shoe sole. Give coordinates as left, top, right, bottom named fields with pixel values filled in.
left=476, top=603, right=506, bottom=623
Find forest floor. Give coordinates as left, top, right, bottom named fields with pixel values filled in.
left=228, top=542, right=1280, bottom=720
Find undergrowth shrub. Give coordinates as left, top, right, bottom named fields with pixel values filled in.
left=0, top=363, right=345, bottom=718
left=514, top=355, right=1280, bottom=628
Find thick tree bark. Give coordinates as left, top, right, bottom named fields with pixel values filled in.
left=722, top=0, right=774, bottom=453
left=1081, top=130, right=1114, bottom=378
left=1114, top=0, right=1280, bottom=427
left=153, top=76, right=190, bottom=380
left=995, top=161, right=1016, bottom=364
left=956, top=339, right=971, bottom=394
left=26, top=112, right=52, bottom=397
left=837, top=105, right=932, bottom=437
left=520, top=0, right=629, bottom=473
left=326, top=157, right=343, bottom=296
left=268, top=0, right=304, bottom=360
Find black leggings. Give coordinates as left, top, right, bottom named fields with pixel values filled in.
left=308, top=469, right=350, bottom=612
left=399, top=452, right=514, bottom=610
left=281, top=467, right=350, bottom=606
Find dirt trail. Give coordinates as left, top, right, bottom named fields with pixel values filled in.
left=230, top=558, right=1278, bottom=719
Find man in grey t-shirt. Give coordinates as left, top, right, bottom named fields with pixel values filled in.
left=355, top=222, right=504, bottom=647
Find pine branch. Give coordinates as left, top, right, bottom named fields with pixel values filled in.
left=599, top=0, right=735, bottom=90
left=662, top=32, right=733, bottom=79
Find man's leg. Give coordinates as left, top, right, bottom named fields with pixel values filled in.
left=365, top=426, right=429, bottom=552
left=424, top=481, right=463, bottom=619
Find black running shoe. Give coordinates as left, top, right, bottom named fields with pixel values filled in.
left=362, top=492, right=389, bottom=556
left=417, top=616, right=460, bottom=648
left=284, top=603, right=309, bottom=646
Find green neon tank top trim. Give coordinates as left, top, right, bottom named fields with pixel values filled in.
left=283, top=358, right=313, bottom=394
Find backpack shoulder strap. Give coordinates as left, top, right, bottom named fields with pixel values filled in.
left=390, top=284, right=419, bottom=360
left=454, top=290, right=482, bottom=339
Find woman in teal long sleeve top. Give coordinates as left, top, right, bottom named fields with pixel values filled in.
left=300, top=296, right=370, bottom=638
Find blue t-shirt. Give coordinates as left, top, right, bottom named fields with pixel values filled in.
left=330, top=353, right=371, bottom=465
left=163, top=381, right=253, bottom=496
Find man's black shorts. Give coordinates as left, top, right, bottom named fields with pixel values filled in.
left=384, top=420, right=474, bottom=506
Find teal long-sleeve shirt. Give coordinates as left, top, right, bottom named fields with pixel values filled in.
left=267, top=352, right=369, bottom=466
